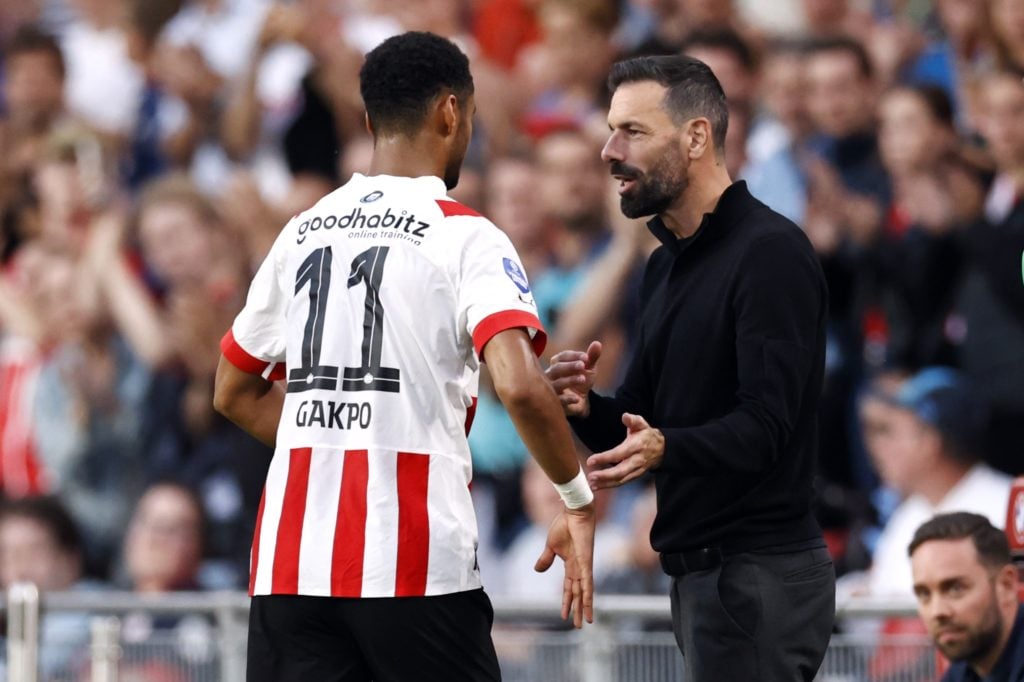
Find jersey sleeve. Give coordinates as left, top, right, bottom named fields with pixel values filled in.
left=220, top=228, right=290, bottom=381
left=458, top=223, right=547, bottom=358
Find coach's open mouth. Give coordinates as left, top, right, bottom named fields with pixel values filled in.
left=614, top=176, right=636, bottom=194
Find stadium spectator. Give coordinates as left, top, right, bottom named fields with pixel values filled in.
left=121, top=481, right=206, bottom=593
left=547, top=176, right=654, bottom=376
left=25, top=234, right=150, bottom=575
left=532, top=129, right=612, bottom=338
left=0, top=495, right=85, bottom=590
left=469, top=153, right=552, bottom=559
left=902, top=0, right=994, bottom=118
left=0, top=495, right=96, bottom=678
left=801, top=0, right=874, bottom=40
left=804, top=35, right=889, bottom=256
left=472, top=0, right=541, bottom=71
left=119, top=0, right=184, bottom=189
left=802, top=35, right=890, bottom=514
left=988, top=0, right=1024, bottom=75
left=517, top=0, right=619, bottom=139
left=680, top=27, right=758, bottom=177
left=118, top=481, right=218, bottom=674
left=0, top=26, right=71, bottom=181
left=867, top=84, right=983, bottom=370
left=909, top=512, right=1024, bottom=681
left=950, top=70, right=1024, bottom=476
left=743, top=39, right=811, bottom=225
left=61, top=0, right=143, bottom=139
left=858, top=368, right=1011, bottom=598
left=132, top=175, right=271, bottom=582
left=628, top=0, right=753, bottom=57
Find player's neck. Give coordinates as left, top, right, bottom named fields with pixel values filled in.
left=369, top=135, right=446, bottom=184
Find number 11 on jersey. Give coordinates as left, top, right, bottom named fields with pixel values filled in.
left=287, top=246, right=401, bottom=394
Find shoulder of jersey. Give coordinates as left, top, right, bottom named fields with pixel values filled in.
left=435, top=199, right=484, bottom=219
left=434, top=199, right=504, bottom=238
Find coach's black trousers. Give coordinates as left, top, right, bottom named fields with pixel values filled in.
left=247, top=589, right=502, bottom=682
left=669, top=544, right=836, bottom=682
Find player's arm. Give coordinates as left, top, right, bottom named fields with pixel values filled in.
left=213, top=356, right=285, bottom=447
left=485, top=329, right=584, bottom=484
left=483, top=328, right=595, bottom=627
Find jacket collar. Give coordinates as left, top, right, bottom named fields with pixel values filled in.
left=645, top=180, right=756, bottom=255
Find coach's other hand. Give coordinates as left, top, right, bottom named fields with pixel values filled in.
left=587, top=413, right=664, bottom=489
left=534, top=502, right=596, bottom=628
left=545, top=341, right=602, bottom=418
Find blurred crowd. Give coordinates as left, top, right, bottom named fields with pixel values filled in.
left=0, top=0, right=1023, bottom=665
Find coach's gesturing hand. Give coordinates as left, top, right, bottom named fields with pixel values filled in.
left=545, top=341, right=602, bottom=417
left=534, top=502, right=596, bottom=628
left=587, top=413, right=664, bottom=489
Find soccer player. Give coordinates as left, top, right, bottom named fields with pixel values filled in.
left=213, top=31, right=596, bottom=681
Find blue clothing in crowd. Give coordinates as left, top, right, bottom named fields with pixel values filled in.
left=941, top=605, right=1024, bottom=682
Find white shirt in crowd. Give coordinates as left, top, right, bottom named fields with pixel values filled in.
left=868, top=463, right=1012, bottom=598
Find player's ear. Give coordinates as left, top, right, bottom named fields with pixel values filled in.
left=437, top=93, right=459, bottom=138
left=365, top=112, right=374, bottom=137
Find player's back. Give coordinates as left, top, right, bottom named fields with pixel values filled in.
left=224, top=173, right=545, bottom=600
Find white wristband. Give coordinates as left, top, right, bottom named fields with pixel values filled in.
left=553, top=468, right=594, bottom=509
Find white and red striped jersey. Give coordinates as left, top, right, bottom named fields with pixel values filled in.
left=0, top=337, right=48, bottom=496
left=222, top=174, right=545, bottom=598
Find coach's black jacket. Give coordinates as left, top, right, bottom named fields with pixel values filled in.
left=570, top=181, right=828, bottom=555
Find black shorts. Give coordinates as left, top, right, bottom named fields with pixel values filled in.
left=246, top=589, right=502, bottom=682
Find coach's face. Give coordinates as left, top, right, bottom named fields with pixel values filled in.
left=601, top=81, right=691, bottom=219
left=911, top=538, right=1013, bottom=665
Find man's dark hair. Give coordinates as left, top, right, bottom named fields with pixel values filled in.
left=805, top=36, right=874, bottom=80
left=4, top=25, right=65, bottom=79
left=680, top=27, right=758, bottom=74
left=909, top=84, right=955, bottom=129
left=907, top=512, right=1011, bottom=570
left=127, top=0, right=183, bottom=48
left=608, top=55, right=729, bottom=152
left=0, top=495, right=82, bottom=556
left=359, top=31, right=474, bottom=138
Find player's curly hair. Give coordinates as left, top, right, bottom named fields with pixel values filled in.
left=359, top=32, right=474, bottom=139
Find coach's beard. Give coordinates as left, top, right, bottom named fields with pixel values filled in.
left=611, top=151, right=689, bottom=219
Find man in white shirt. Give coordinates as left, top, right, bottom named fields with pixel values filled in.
left=213, top=31, right=595, bottom=681
left=859, top=367, right=1011, bottom=598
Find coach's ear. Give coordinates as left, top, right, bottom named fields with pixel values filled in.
left=685, top=117, right=712, bottom=160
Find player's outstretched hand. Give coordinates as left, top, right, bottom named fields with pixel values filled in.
left=534, top=502, right=596, bottom=628
left=545, top=341, right=602, bottom=418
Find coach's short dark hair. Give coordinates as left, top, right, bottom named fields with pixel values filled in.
left=608, top=55, right=729, bottom=152
left=0, top=495, right=82, bottom=556
left=359, top=32, right=474, bottom=138
left=4, top=25, right=65, bottom=79
left=908, top=512, right=1011, bottom=570
left=805, top=36, right=874, bottom=80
